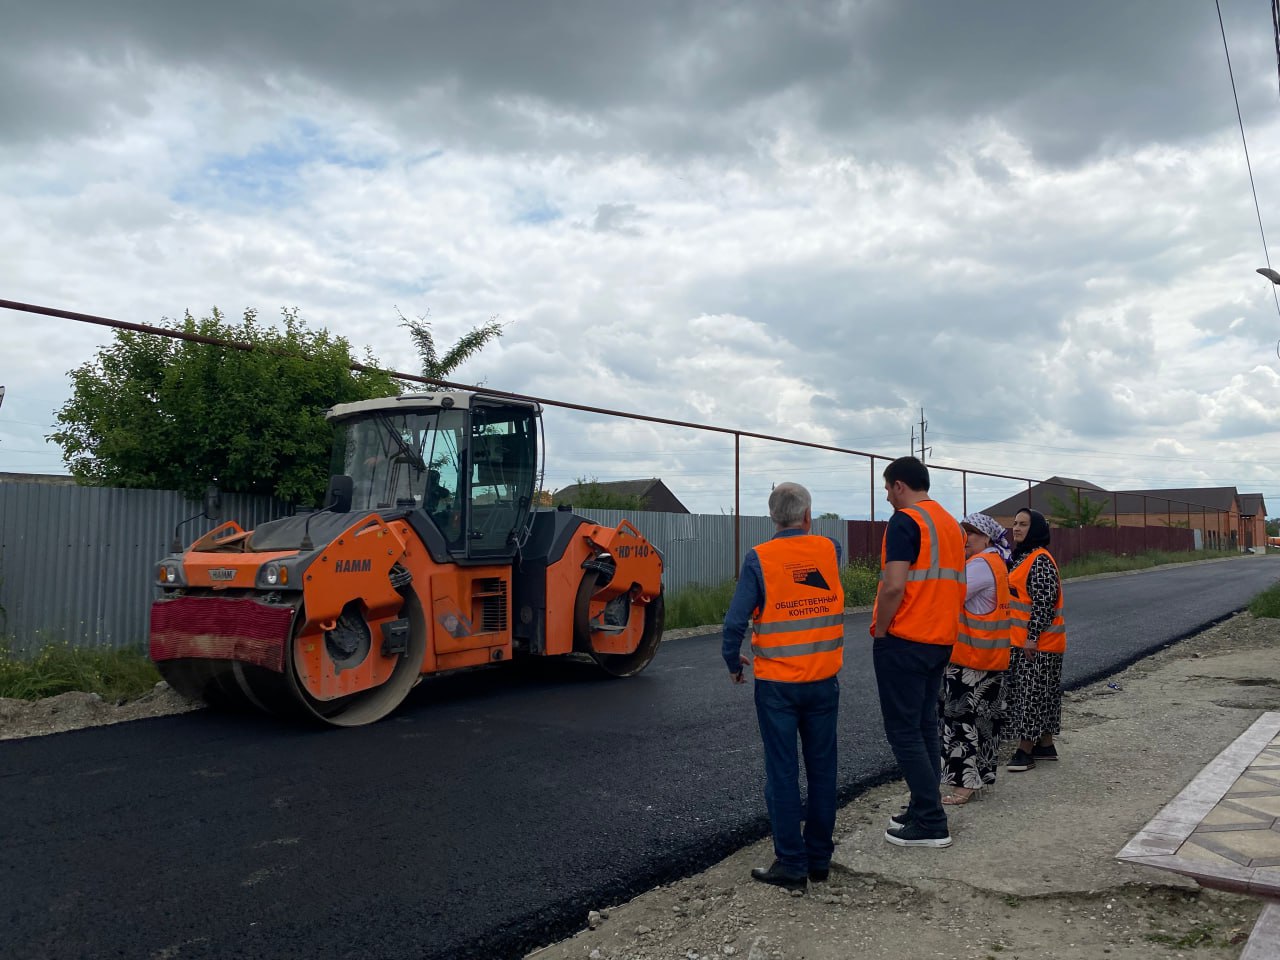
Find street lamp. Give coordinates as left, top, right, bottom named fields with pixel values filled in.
left=1258, top=269, right=1280, bottom=359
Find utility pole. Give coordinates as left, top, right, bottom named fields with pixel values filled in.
left=916, top=407, right=931, bottom=464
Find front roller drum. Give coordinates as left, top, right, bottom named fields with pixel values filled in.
left=573, top=571, right=665, bottom=677
left=156, top=591, right=427, bottom=727
left=282, top=589, right=428, bottom=726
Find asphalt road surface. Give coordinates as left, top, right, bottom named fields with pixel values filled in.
left=4, top=555, right=1278, bottom=960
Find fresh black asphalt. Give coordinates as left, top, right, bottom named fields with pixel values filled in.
left=3, top=556, right=1278, bottom=960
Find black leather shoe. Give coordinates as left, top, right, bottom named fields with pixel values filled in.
left=809, top=866, right=830, bottom=883
left=750, top=861, right=807, bottom=891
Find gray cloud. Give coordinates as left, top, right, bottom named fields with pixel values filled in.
left=3, top=1, right=1269, bottom=164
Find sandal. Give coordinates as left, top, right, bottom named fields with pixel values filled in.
left=943, top=788, right=981, bottom=806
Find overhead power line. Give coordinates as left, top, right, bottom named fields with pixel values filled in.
left=1217, top=0, right=1280, bottom=329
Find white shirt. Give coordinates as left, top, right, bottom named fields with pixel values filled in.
left=964, top=549, right=999, bottom=615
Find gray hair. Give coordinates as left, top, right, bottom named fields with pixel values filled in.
left=768, top=482, right=811, bottom=528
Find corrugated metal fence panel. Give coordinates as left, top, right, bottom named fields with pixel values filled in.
left=0, top=482, right=289, bottom=653
left=570, top=510, right=849, bottom=596
left=0, top=483, right=849, bottom=651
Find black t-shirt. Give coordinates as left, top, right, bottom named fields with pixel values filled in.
left=885, top=510, right=922, bottom=564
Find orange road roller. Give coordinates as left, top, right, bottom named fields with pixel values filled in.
left=148, top=391, right=665, bottom=726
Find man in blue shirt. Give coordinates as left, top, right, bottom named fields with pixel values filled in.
left=723, top=482, right=844, bottom=891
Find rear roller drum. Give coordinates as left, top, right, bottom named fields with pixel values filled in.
left=573, top=570, right=665, bottom=678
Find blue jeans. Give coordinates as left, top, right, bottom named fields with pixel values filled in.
left=754, top=675, right=840, bottom=874
left=873, top=635, right=952, bottom=834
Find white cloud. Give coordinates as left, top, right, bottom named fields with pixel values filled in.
left=4, top=2, right=1280, bottom=516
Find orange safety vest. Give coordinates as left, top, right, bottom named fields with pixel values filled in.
left=751, top=535, right=845, bottom=683
left=952, top=551, right=1012, bottom=671
left=1008, top=547, right=1067, bottom=653
left=873, top=500, right=966, bottom=646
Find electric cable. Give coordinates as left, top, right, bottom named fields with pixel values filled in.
left=1217, top=0, right=1280, bottom=356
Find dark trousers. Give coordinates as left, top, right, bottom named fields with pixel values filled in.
left=873, top=634, right=952, bottom=834
left=754, top=675, right=840, bottom=874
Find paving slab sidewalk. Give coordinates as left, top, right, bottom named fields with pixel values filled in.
left=532, top=612, right=1280, bottom=960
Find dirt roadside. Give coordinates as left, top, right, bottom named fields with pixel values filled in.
left=528, top=613, right=1280, bottom=960
left=3, top=613, right=1277, bottom=959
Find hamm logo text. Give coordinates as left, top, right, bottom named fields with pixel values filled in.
left=335, top=559, right=372, bottom=573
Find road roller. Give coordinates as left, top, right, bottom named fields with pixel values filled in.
left=148, top=390, right=665, bottom=726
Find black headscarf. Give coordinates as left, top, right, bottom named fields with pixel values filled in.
left=1010, top=508, right=1051, bottom=564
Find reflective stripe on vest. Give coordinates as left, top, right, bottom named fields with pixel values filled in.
left=1007, top=547, right=1067, bottom=653
left=873, top=500, right=967, bottom=646
left=951, top=551, right=1012, bottom=671
left=751, top=534, right=845, bottom=683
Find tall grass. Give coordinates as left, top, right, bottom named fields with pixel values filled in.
left=1250, top=584, right=1280, bottom=619
left=664, top=560, right=880, bottom=630
left=664, top=548, right=1246, bottom=630
left=663, top=579, right=739, bottom=631
left=1059, top=548, right=1240, bottom=579
left=0, top=639, right=161, bottom=702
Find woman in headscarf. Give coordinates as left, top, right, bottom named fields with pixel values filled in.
left=1003, top=508, right=1068, bottom=772
left=939, top=513, right=1013, bottom=804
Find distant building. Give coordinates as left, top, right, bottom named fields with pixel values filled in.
left=983, top=476, right=1111, bottom=525
left=551, top=478, right=690, bottom=514
left=983, top=478, right=1250, bottom=551
left=1239, top=493, right=1269, bottom=551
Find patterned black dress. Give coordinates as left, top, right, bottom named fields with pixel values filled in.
left=1002, top=552, right=1063, bottom=742
left=939, top=663, right=1006, bottom=788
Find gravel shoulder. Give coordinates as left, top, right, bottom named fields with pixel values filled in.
left=0, top=682, right=198, bottom=740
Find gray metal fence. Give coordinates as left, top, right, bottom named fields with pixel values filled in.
left=571, top=509, right=849, bottom=595
left=0, top=482, right=290, bottom=653
left=0, top=481, right=846, bottom=652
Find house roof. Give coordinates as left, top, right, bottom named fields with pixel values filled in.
left=1239, top=492, right=1268, bottom=517
left=0, top=471, right=78, bottom=486
left=1112, top=486, right=1239, bottom=513
left=551, top=478, right=690, bottom=513
left=982, top=476, right=1113, bottom=517
left=554, top=479, right=660, bottom=500
left=983, top=478, right=1245, bottom=520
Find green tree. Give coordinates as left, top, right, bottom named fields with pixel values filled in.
left=818, top=512, right=841, bottom=520
left=555, top=477, right=645, bottom=510
left=400, top=308, right=505, bottom=385
left=1267, top=517, right=1279, bottom=537
left=1045, top=489, right=1112, bottom=528
left=49, top=308, right=401, bottom=504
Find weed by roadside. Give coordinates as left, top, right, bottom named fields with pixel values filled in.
left=664, top=560, right=879, bottom=630
left=0, top=640, right=161, bottom=702
left=840, top=557, right=879, bottom=606
left=664, top=580, right=738, bottom=630
left=1250, top=583, right=1280, bottom=619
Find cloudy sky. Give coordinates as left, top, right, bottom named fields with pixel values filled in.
left=4, top=0, right=1280, bottom=518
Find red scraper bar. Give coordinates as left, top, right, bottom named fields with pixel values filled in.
left=149, top=596, right=295, bottom=673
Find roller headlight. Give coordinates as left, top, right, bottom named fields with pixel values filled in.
left=259, top=562, right=289, bottom=587
left=157, top=563, right=181, bottom=585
